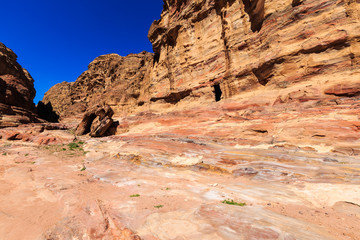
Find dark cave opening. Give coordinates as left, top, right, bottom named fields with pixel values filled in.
left=213, top=84, right=222, bottom=102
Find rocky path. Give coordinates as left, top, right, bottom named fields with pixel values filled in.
left=0, top=135, right=359, bottom=240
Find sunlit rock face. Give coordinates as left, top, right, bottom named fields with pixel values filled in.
left=1, top=2, right=360, bottom=239
left=148, top=0, right=359, bottom=105
left=42, top=52, right=154, bottom=119
left=0, top=42, right=39, bottom=128
left=43, top=0, right=360, bottom=153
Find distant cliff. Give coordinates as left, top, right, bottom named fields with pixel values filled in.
left=0, top=42, right=40, bottom=128
left=41, top=52, right=154, bottom=119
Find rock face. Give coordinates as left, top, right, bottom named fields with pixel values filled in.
left=43, top=0, right=360, bottom=153
left=0, top=42, right=39, bottom=127
left=41, top=52, right=154, bottom=119
left=147, top=0, right=359, bottom=105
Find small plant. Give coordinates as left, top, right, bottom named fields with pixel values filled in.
left=2, top=153, right=7, bottom=156
left=222, top=199, right=246, bottom=206
left=80, top=166, right=86, bottom=171
left=32, top=161, right=36, bottom=164
left=68, top=142, right=80, bottom=150
left=67, top=142, right=85, bottom=152
left=154, top=205, right=164, bottom=209
left=25, top=153, right=29, bottom=156
left=130, top=194, right=140, bottom=198
left=62, top=148, right=67, bottom=151
left=166, top=187, right=170, bottom=190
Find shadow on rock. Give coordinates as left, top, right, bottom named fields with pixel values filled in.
left=37, top=101, right=59, bottom=123
left=75, top=105, right=118, bottom=137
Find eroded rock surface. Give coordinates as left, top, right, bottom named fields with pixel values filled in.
left=19, top=1, right=360, bottom=238
left=0, top=123, right=70, bottom=145
left=0, top=133, right=359, bottom=239
left=0, top=42, right=40, bottom=127
left=75, top=105, right=116, bottom=137
left=41, top=52, right=154, bottom=119
left=43, top=0, right=360, bottom=154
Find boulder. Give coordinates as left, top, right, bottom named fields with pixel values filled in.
left=75, top=105, right=116, bottom=137
left=89, top=116, right=113, bottom=137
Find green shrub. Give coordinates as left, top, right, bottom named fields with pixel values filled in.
left=68, top=142, right=80, bottom=150
left=222, top=199, right=246, bottom=206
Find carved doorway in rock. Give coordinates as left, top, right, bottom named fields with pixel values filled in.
left=213, top=83, right=222, bottom=102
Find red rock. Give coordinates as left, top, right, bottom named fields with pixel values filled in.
left=0, top=43, right=40, bottom=127
left=0, top=123, right=71, bottom=144
left=324, top=82, right=360, bottom=97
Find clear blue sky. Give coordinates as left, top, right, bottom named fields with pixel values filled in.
left=1, top=0, right=163, bottom=103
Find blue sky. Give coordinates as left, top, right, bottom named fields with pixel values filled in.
left=1, top=0, right=164, bottom=103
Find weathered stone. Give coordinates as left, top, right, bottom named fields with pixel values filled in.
left=74, top=111, right=96, bottom=136
left=43, top=0, right=360, bottom=153
left=42, top=52, right=154, bottom=119
left=0, top=123, right=69, bottom=144
left=324, top=82, right=360, bottom=97
left=0, top=42, right=40, bottom=127
left=89, top=116, right=113, bottom=137
left=75, top=105, right=116, bottom=137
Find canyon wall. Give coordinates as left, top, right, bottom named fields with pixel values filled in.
left=147, top=0, right=359, bottom=107
left=0, top=42, right=39, bottom=128
left=44, top=0, right=360, bottom=154
left=41, top=52, right=154, bottom=119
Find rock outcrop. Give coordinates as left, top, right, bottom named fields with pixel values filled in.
left=0, top=42, right=40, bottom=127
left=0, top=123, right=69, bottom=145
left=75, top=105, right=117, bottom=137
left=43, top=0, right=360, bottom=153
left=41, top=52, right=154, bottom=119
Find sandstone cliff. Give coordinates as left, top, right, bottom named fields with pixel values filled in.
left=41, top=51, right=154, bottom=119
left=147, top=0, right=359, bottom=105
left=0, top=42, right=40, bottom=128
left=44, top=0, right=360, bottom=154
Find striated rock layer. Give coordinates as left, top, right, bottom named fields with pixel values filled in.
left=44, top=0, right=360, bottom=153
left=0, top=42, right=40, bottom=128
left=146, top=0, right=360, bottom=110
